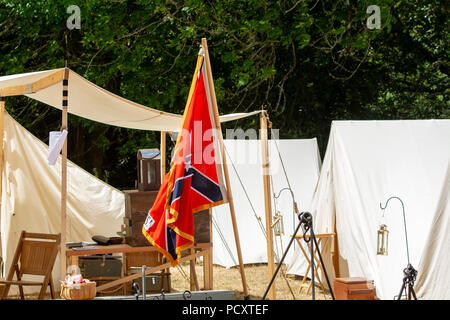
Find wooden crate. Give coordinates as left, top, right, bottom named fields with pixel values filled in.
left=194, top=209, right=211, bottom=244
left=124, top=251, right=170, bottom=295
left=125, top=251, right=163, bottom=270
left=123, top=190, right=159, bottom=247
left=334, top=277, right=375, bottom=300
left=123, top=190, right=211, bottom=246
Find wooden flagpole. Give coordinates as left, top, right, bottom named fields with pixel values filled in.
left=61, top=68, right=69, bottom=278
left=201, top=38, right=249, bottom=298
left=260, top=112, right=276, bottom=300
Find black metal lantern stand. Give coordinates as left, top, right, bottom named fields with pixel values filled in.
left=379, top=196, right=418, bottom=300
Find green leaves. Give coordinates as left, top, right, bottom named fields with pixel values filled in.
left=0, top=0, right=447, bottom=186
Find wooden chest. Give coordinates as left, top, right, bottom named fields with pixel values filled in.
left=79, top=255, right=122, bottom=279
left=334, top=277, right=376, bottom=300
left=123, top=190, right=159, bottom=247
left=132, top=272, right=171, bottom=294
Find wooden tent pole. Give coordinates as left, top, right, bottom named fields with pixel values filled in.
left=260, top=112, right=276, bottom=300
left=160, top=131, right=167, bottom=181
left=0, top=95, right=5, bottom=215
left=61, top=68, right=69, bottom=278
left=201, top=38, right=249, bottom=298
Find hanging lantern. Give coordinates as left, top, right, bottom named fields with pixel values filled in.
left=377, top=224, right=389, bottom=255
left=273, top=211, right=284, bottom=237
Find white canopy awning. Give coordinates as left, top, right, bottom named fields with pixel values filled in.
left=0, top=68, right=260, bottom=131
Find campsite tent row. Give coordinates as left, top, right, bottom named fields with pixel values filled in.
left=0, top=66, right=260, bottom=295
left=213, top=120, right=450, bottom=300
left=1, top=67, right=449, bottom=300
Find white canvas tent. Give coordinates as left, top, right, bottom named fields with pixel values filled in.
left=0, top=111, right=125, bottom=294
left=0, top=65, right=260, bottom=295
left=310, top=120, right=450, bottom=300
left=0, top=68, right=259, bottom=132
left=415, top=160, right=450, bottom=299
left=212, top=138, right=321, bottom=277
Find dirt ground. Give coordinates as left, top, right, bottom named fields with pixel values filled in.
left=7, top=261, right=331, bottom=300
left=169, top=260, right=332, bottom=300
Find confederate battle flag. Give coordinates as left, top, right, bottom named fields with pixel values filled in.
left=142, top=49, right=228, bottom=266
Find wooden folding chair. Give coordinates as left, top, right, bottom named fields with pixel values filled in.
left=0, top=231, right=61, bottom=300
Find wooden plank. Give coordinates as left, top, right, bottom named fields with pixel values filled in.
left=203, top=246, right=213, bottom=290
left=32, top=69, right=64, bottom=93
left=0, top=85, right=27, bottom=97
left=333, top=220, right=340, bottom=278
left=201, top=37, right=249, bottom=298
left=96, top=249, right=206, bottom=292
left=66, top=243, right=212, bottom=257
left=0, top=69, right=64, bottom=97
left=205, top=208, right=213, bottom=290
left=189, top=247, right=199, bottom=291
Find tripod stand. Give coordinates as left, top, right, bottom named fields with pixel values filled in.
left=262, top=212, right=335, bottom=300
left=397, top=263, right=417, bottom=300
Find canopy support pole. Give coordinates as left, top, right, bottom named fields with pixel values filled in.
left=0, top=95, right=4, bottom=221
left=260, top=111, right=276, bottom=300
left=160, top=131, right=166, bottom=181
left=201, top=38, right=249, bottom=298
left=60, top=68, right=69, bottom=278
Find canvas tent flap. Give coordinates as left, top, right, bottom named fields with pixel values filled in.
left=312, top=120, right=450, bottom=300
left=415, top=160, right=450, bottom=299
left=0, top=69, right=260, bottom=132
left=0, top=112, right=125, bottom=293
left=212, top=138, right=321, bottom=276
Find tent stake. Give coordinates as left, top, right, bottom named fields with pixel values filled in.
left=201, top=38, right=250, bottom=299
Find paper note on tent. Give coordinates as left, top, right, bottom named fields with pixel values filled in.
left=47, top=129, right=68, bottom=166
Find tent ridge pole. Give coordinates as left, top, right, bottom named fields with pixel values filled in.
left=201, top=38, right=250, bottom=298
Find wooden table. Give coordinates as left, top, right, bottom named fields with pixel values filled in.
left=293, top=232, right=335, bottom=297
left=66, top=243, right=213, bottom=293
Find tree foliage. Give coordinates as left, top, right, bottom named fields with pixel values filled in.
left=0, top=0, right=448, bottom=189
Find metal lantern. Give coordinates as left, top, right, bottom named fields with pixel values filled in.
left=272, top=211, right=284, bottom=237
left=377, top=224, right=389, bottom=256
left=137, top=149, right=161, bottom=191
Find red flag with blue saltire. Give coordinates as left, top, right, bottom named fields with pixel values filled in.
left=142, top=49, right=228, bottom=266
